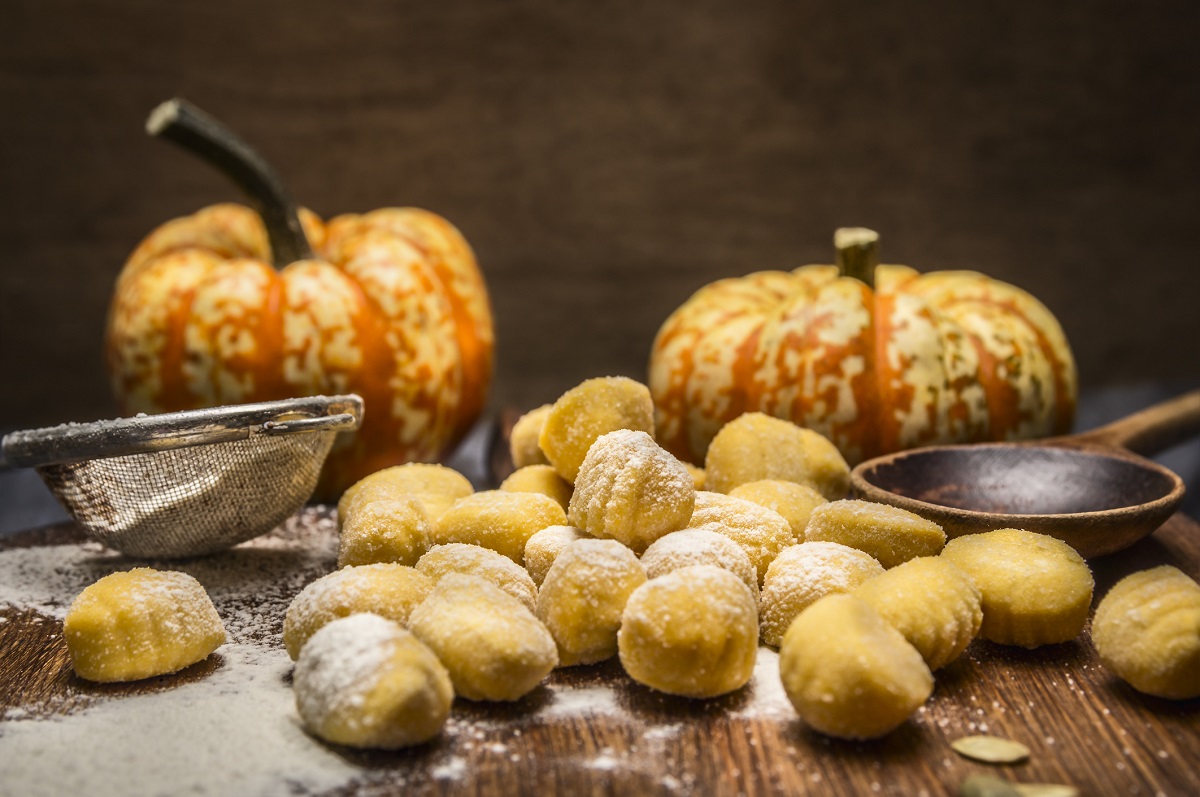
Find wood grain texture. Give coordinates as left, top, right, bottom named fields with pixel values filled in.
left=3, top=1, right=1200, bottom=431
left=2, top=512, right=1197, bottom=796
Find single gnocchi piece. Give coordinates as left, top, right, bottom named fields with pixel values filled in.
left=618, top=565, right=758, bottom=698
left=779, top=593, right=933, bottom=740
left=523, top=525, right=587, bottom=587
left=729, top=479, right=827, bottom=542
left=416, top=543, right=539, bottom=613
left=338, top=496, right=432, bottom=568
left=538, top=376, right=656, bottom=483
left=1092, top=565, right=1200, bottom=699
left=64, top=568, right=226, bottom=683
left=758, top=542, right=884, bottom=647
left=510, top=404, right=552, bottom=468
left=804, top=499, right=946, bottom=568
left=568, top=429, right=695, bottom=553
left=536, top=538, right=647, bottom=666
left=853, top=556, right=982, bottom=670
left=942, top=528, right=1093, bottom=648
left=293, top=613, right=453, bottom=749
left=704, top=412, right=850, bottom=499
left=434, top=490, right=567, bottom=564
left=408, top=574, right=558, bottom=701
left=283, top=564, right=434, bottom=660
left=639, top=526, right=757, bottom=592
left=686, top=491, right=793, bottom=585
left=338, top=463, right=474, bottom=526
left=500, top=464, right=573, bottom=511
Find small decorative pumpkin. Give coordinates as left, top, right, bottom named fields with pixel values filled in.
left=106, top=100, right=493, bottom=498
left=649, top=228, right=1076, bottom=465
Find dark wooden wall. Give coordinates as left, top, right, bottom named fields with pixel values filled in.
left=3, top=0, right=1198, bottom=428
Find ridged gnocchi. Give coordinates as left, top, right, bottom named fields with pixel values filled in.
left=687, top=491, right=792, bottom=585
left=283, top=564, right=434, bottom=660
left=639, top=526, right=757, bottom=592
left=758, top=542, right=884, bottom=647
left=293, top=613, right=453, bottom=749
left=942, top=528, right=1093, bottom=648
left=538, top=376, right=656, bottom=483
left=1092, top=565, right=1200, bottom=699
left=779, top=594, right=933, bottom=740
left=568, top=429, right=695, bottom=554
left=703, top=412, right=850, bottom=499
left=416, top=543, right=539, bottom=613
left=619, top=565, right=758, bottom=698
left=804, top=499, right=946, bottom=568
left=853, top=556, right=982, bottom=670
left=434, top=490, right=567, bottom=564
left=337, top=496, right=431, bottom=568
left=728, top=479, right=827, bottom=543
left=64, top=568, right=226, bottom=683
left=408, top=574, right=558, bottom=702
left=536, top=538, right=646, bottom=666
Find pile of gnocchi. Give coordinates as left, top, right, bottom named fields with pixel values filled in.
left=61, top=375, right=1200, bottom=750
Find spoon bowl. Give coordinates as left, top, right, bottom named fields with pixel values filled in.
left=850, top=390, right=1200, bottom=558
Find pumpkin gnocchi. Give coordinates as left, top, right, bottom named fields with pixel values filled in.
left=283, top=564, right=433, bottom=660
left=758, top=542, right=884, bottom=647
left=523, top=525, right=587, bottom=587
left=804, top=499, right=946, bottom=568
left=1092, top=565, right=1200, bottom=699
left=408, top=574, right=558, bottom=702
left=434, top=490, right=567, bottom=565
left=64, top=568, right=226, bottom=683
left=539, top=376, right=655, bottom=483
left=293, top=613, right=453, bottom=749
left=416, top=543, right=539, bottom=613
left=942, top=528, right=1093, bottom=648
left=853, top=556, right=982, bottom=670
left=568, top=429, right=695, bottom=553
left=618, top=565, right=758, bottom=698
left=337, top=496, right=431, bottom=568
left=536, top=538, right=646, bottom=666
left=639, top=526, right=757, bottom=592
left=686, top=491, right=792, bottom=585
left=704, top=412, right=850, bottom=499
left=779, top=593, right=933, bottom=740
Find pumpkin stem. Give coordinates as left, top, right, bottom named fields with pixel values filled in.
left=146, top=99, right=314, bottom=266
left=834, top=227, right=879, bottom=289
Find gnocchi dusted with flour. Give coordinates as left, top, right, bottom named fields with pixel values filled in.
left=293, top=613, right=453, bottom=749
left=64, top=568, right=226, bottom=683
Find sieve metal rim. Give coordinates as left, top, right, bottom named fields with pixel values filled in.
left=0, top=394, right=363, bottom=470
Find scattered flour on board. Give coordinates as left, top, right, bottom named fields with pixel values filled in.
left=0, top=506, right=801, bottom=795
left=0, top=643, right=361, bottom=797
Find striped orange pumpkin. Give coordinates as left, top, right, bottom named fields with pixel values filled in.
left=105, top=101, right=493, bottom=499
left=649, top=229, right=1076, bottom=466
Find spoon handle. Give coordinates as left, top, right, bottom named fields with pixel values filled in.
left=1070, top=389, right=1200, bottom=456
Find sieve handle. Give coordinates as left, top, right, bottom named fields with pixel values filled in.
left=260, top=413, right=360, bottom=435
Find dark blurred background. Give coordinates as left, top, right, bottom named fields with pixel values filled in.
left=2, top=2, right=1198, bottom=469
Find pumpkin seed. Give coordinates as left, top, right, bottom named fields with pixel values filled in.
left=960, top=774, right=1021, bottom=797
left=1014, top=786, right=1080, bottom=797
left=951, top=735, right=1032, bottom=764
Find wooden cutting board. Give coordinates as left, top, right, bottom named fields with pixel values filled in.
left=1, top=510, right=1197, bottom=796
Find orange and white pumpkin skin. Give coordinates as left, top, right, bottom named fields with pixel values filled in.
left=649, top=264, right=1076, bottom=466
left=106, top=203, right=493, bottom=499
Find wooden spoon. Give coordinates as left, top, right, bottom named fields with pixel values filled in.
left=850, top=390, right=1200, bottom=558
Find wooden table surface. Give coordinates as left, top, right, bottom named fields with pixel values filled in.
left=1, top=511, right=1197, bottom=796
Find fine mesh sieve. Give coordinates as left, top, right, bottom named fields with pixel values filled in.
left=0, top=395, right=363, bottom=558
